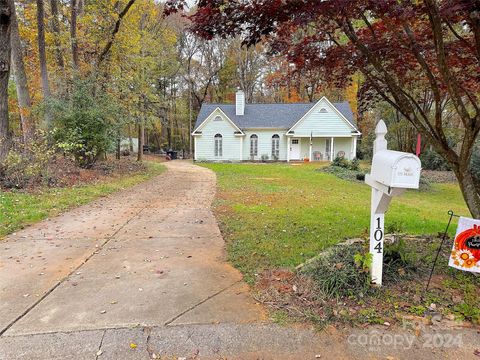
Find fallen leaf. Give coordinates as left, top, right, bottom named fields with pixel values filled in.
left=130, top=343, right=137, bottom=349
left=96, top=350, right=103, bottom=356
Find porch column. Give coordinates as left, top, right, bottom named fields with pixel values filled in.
left=309, top=139, right=312, bottom=162
left=194, top=136, right=197, bottom=161
left=239, top=137, right=243, bottom=161
left=352, top=136, right=357, bottom=160
left=331, top=137, right=334, bottom=161
left=287, top=137, right=291, bottom=162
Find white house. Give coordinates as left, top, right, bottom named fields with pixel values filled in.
left=192, top=90, right=361, bottom=162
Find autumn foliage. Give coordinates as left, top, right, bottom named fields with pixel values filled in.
left=166, top=0, right=480, bottom=217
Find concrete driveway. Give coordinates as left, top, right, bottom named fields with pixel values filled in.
left=1, top=161, right=478, bottom=360
left=0, top=161, right=264, bottom=333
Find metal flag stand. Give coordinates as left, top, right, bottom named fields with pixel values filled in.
left=424, top=210, right=460, bottom=296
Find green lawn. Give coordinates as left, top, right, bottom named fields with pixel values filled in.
left=201, top=162, right=469, bottom=281
left=0, top=161, right=165, bottom=238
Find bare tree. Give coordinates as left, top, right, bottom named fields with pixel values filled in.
left=0, top=0, right=11, bottom=161
left=179, top=34, right=228, bottom=110
left=233, top=40, right=264, bottom=102
left=36, top=0, right=51, bottom=101
left=49, top=0, right=64, bottom=70
left=97, top=0, right=137, bottom=66
left=70, top=0, right=78, bottom=69
left=9, top=0, right=33, bottom=140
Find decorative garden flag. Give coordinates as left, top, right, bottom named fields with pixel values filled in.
left=449, top=217, right=480, bottom=273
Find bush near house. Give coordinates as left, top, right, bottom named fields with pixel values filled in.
left=320, top=157, right=365, bottom=182
left=331, top=156, right=360, bottom=171
left=420, top=149, right=452, bottom=171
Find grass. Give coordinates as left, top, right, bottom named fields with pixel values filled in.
left=0, top=161, right=165, bottom=238
left=201, top=162, right=469, bottom=282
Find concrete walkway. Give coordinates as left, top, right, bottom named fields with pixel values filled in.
left=1, top=161, right=478, bottom=359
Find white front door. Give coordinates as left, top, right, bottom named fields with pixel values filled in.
left=290, top=138, right=300, bottom=160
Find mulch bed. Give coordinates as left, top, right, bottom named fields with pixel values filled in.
left=422, top=170, right=457, bottom=183
left=254, top=236, right=479, bottom=329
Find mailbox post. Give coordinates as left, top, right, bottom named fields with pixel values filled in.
left=365, top=120, right=422, bottom=285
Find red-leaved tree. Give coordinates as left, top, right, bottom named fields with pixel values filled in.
left=166, top=0, right=480, bottom=218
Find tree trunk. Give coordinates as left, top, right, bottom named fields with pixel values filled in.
left=0, top=0, right=11, bottom=161
left=137, top=121, right=144, bottom=162
left=36, top=0, right=51, bottom=106
left=9, top=0, right=33, bottom=141
left=70, top=0, right=78, bottom=70
left=128, top=123, right=133, bottom=152
left=116, top=137, right=120, bottom=160
left=188, top=82, right=192, bottom=156
left=455, top=165, right=480, bottom=219
left=49, top=0, right=64, bottom=70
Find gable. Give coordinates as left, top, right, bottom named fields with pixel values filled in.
left=194, top=98, right=357, bottom=132
left=288, top=98, right=358, bottom=136
left=193, top=108, right=243, bottom=135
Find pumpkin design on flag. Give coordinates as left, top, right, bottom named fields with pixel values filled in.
left=449, top=218, right=480, bottom=273
left=456, top=225, right=480, bottom=257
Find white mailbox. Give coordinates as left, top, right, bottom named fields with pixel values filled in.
left=365, top=120, right=422, bottom=286
left=371, top=150, right=421, bottom=189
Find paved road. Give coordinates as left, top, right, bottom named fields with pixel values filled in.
left=1, top=161, right=478, bottom=359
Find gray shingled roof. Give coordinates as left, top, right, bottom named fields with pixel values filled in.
left=194, top=101, right=356, bottom=131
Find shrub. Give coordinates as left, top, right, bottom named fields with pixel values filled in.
left=419, top=174, right=432, bottom=191
left=321, top=158, right=365, bottom=182
left=301, top=243, right=372, bottom=298
left=321, top=165, right=365, bottom=182
left=332, top=156, right=360, bottom=171
left=420, top=149, right=451, bottom=171
left=356, top=173, right=365, bottom=181
left=351, top=158, right=360, bottom=171
left=48, top=80, right=118, bottom=168
left=0, top=133, right=56, bottom=189
left=332, top=156, right=349, bottom=168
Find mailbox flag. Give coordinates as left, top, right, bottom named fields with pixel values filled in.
left=449, top=217, right=480, bottom=273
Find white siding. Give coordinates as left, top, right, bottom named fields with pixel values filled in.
left=334, top=138, right=354, bottom=160
left=292, top=99, right=354, bottom=137
left=194, top=110, right=242, bottom=161
left=194, top=98, right=356, bottom=161
left=242, top=130, right=288, bottom=161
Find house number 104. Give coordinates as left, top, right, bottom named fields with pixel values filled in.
left=374, top=217, right=383, bottom=254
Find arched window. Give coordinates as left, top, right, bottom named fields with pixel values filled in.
left=214, top=115, right=222, bottom=121
left=271, top=134, right=280, bottom=159
left=319, top=108, right=328, bottom=113
left=250, top=134, right=258, bottom=157
left=214, top=134, right=222, bottom=157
